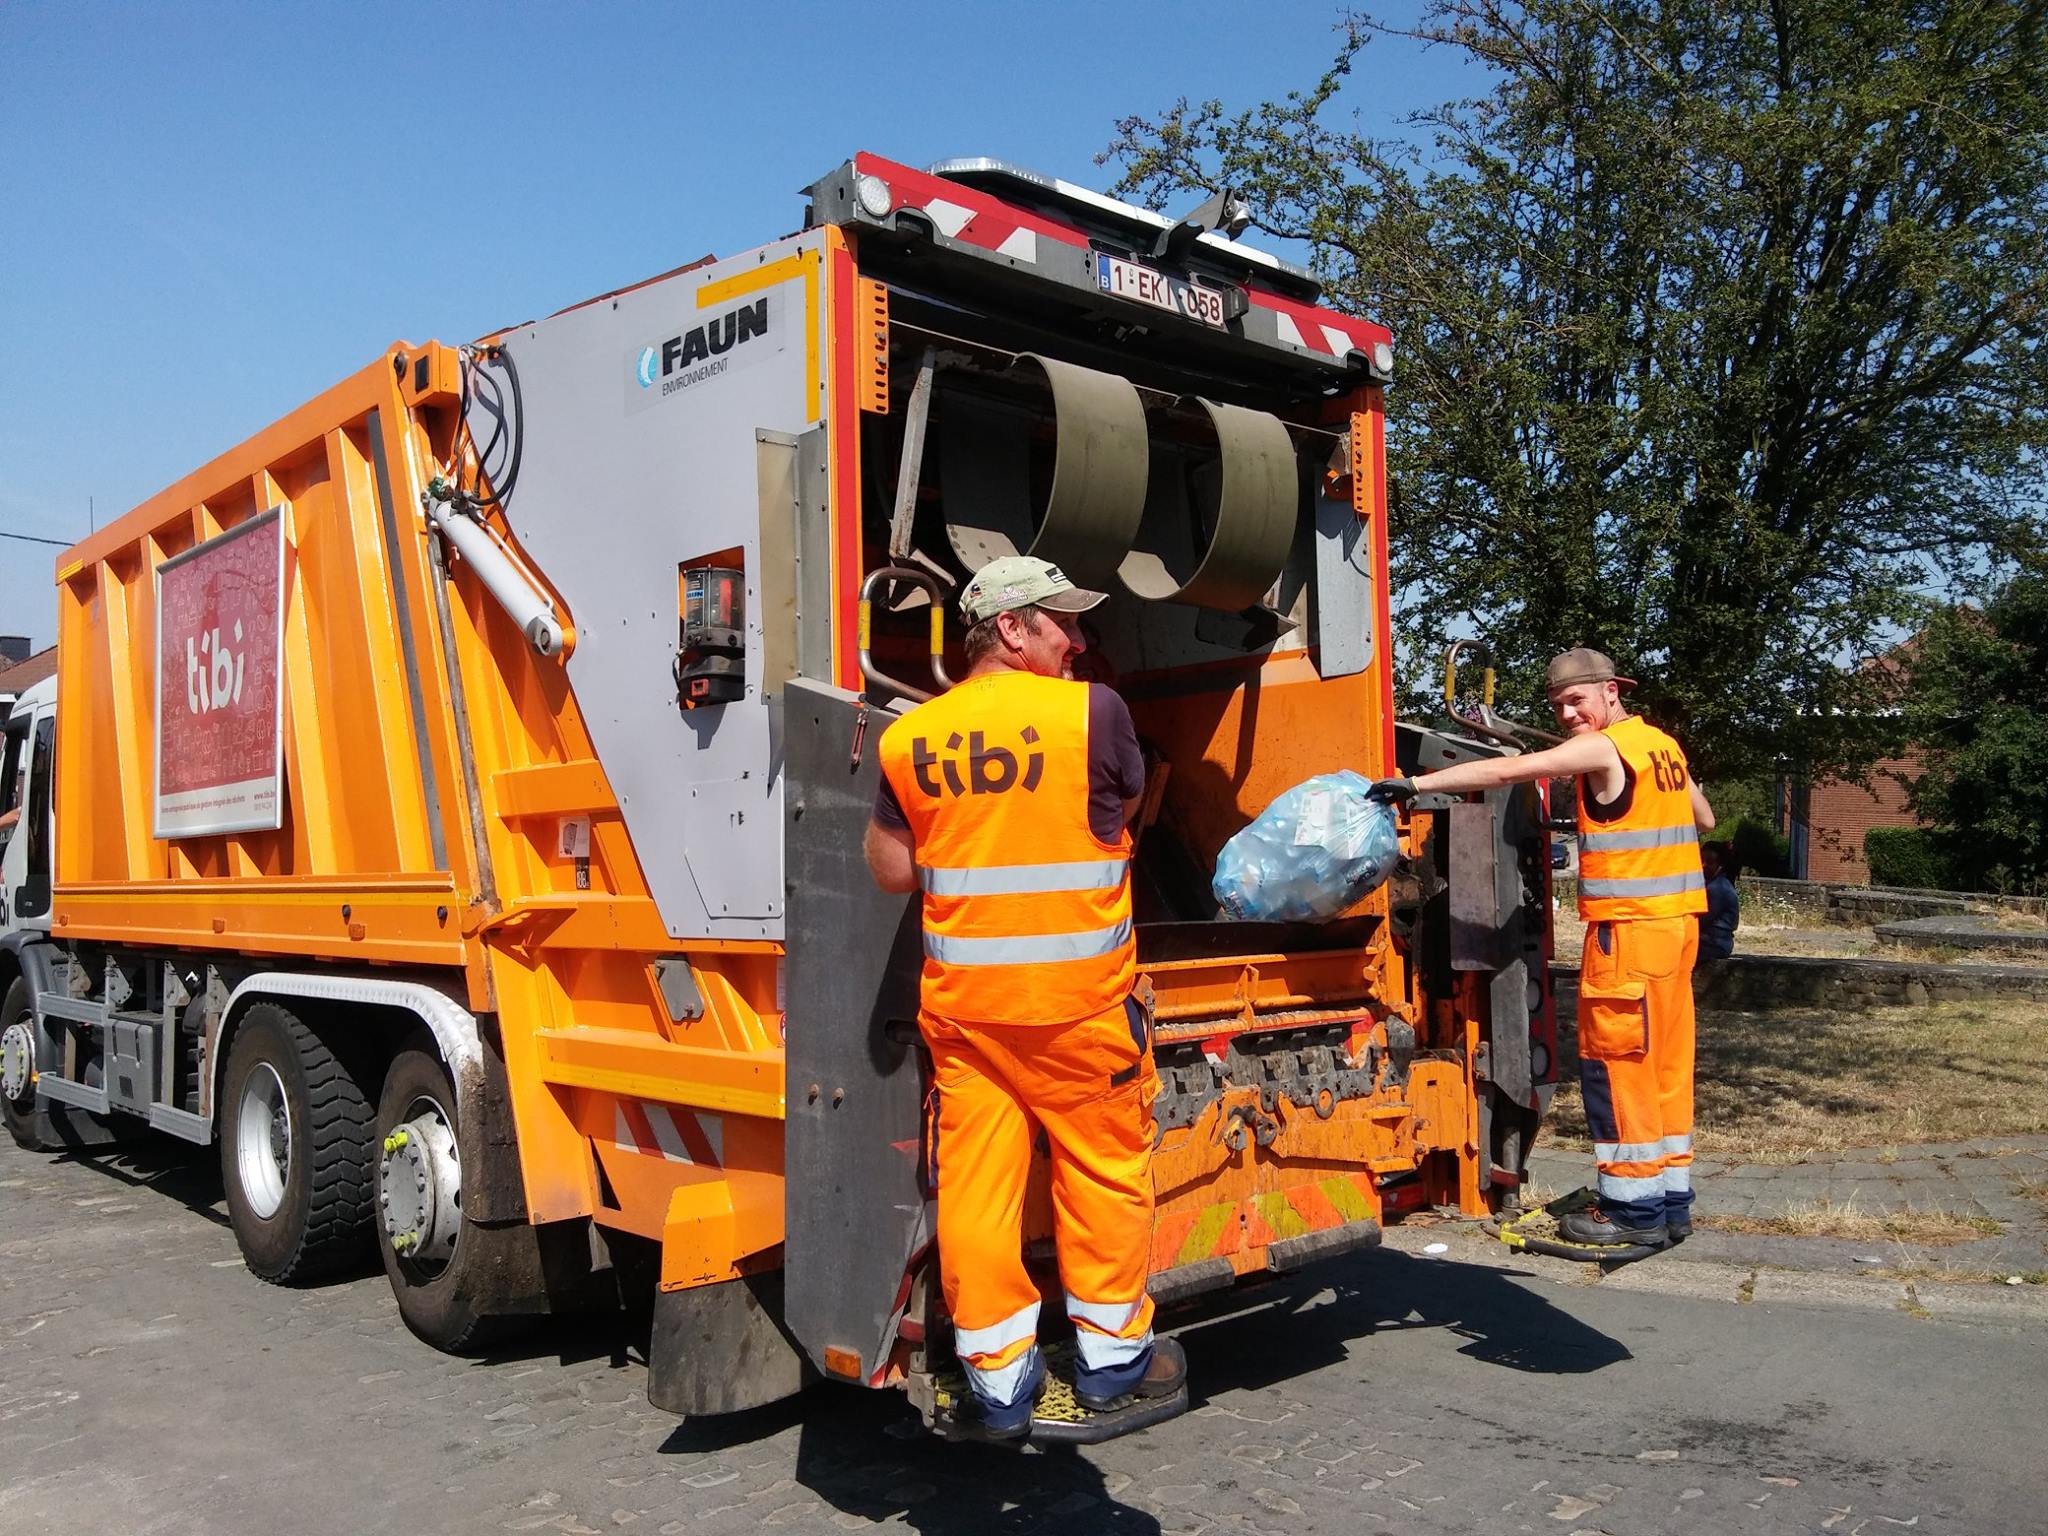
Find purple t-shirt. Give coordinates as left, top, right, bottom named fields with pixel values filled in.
left=872, top=682, right=1145, bottom=843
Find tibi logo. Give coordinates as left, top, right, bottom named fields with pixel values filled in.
left=910, top=727, right=1045, bottom=798
left=185, top=621, right=248, bottom=715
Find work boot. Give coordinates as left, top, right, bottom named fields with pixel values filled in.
left=1666, top=1206, right=1694, bottom=1243
left=975, top=1349, right=1046, bottom=1442
left=1077, top=1337, right=1187, bottom=1411
left=1556, top=1206, right=1667, bottom=1248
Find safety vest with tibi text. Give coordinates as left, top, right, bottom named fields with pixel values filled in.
left=878, top=671, right=1136, bottom=1027
left=1575, top=715, right=1708, bottom=922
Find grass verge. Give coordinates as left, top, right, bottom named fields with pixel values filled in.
left=1697, top=1200, right=2001, bottom=1245
left=1542, top=997, right=2048, bottom=1162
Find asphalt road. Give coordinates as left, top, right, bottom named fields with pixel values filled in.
left=3, top=1138, right=2041, bottom=1536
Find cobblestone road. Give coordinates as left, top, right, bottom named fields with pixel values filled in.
left=4, top=1138, right=2043, bottom=1535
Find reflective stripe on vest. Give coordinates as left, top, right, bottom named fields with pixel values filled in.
left=1579, top=872, right=1706, bottom=900
left=1576, top=715, right=1707, bottom=922
left=920, top=858, right=1129, bottom=898
left=925, top=918, right=1134, bottom=967
left=876, top=671, right=1136, bottom=1026
left=1579, top=825, right=1699, bottom=854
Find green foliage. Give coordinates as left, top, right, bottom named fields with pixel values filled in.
left=1864, top=826, right=1958, bottom=890
left=1704, top=775, right=1778, bottom=832
left=1104, top=1, right=2048, bottom=780
left=1896, top=572, right=2048, bottom=892
left=1726, top=817, right=1790, bottom=879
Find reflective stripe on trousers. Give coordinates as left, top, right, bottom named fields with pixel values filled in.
left=920, top=858, right=1128, bottom=897
left=1597, top=1170, right=1667, bottom=1203
left=1594, top=1133, right=1694, bottom=1164
left=925, top=917, right=1134, bottom=967
left=952, top=1301, right=1042, bottom=1407
left=1066, top=1293, right=1152, bottom=1371
left=1579, top=871, right=1706, bottom=900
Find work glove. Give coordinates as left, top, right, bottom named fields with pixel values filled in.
left=1367, top=776, right=1417, bottom=805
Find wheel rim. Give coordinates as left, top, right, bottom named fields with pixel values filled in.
left=379, top=1092, right=461, bottom=1275
left=236, top=1063, right=291, bottom=1219
left=0, top=1020, right=33, bottom=1107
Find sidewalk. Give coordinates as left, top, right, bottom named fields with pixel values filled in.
left=1527, top=1134, right=2048, bottom=1280
left=1377, top=1135, right=2048, bottom=1326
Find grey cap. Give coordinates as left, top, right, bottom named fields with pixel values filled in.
left=959, top=555, right=1108, bottom=624
left=1545, top=647, right=1637, bottom=693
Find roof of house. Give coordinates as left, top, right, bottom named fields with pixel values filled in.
left=0, top=644, right=56, bottom=699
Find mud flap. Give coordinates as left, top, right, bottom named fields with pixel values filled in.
left=1498, top=1186, right=1665, bottom=1265
left=925, top=1341, right=1190, bottom=1446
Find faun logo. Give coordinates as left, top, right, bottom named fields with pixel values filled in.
left=635, top=296, right=770, bottom=392
left=911, top=726, right=1045, bottom=798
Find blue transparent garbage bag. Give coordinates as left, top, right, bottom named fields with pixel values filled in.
left=1212, top=770, right=1400, bottom=922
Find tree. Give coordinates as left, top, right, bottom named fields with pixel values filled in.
left=1105, top=1, right=2048, bottom=780
left=1895, top=572, right=2048, bottom=892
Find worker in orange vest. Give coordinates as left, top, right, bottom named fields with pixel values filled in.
left=1370, top=649, right=1714, bottom=1248
left=864, top=555, right=1187, bottom=1437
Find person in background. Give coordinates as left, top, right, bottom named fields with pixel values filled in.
left=1369, top=648, right=1712, bottom=1249
left=1700, top=841, right=1740, bottom=961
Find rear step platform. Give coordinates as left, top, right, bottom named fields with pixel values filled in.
left=928, top=1342, right=1191, bottom=1445
left=1498, top=1187, right=1666, bottom=1265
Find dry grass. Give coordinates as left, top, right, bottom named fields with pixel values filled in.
left=1871, top=939, right=2048, bottom=967
left=1698, top=1200, right=2002, bottom=1246
left=1543, top=997, right=2048, bottom=1163
left=1859, top=1258, right=2048, bottom=1286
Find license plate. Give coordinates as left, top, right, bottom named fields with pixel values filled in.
left=1093, top=253, right=1228, bottom=328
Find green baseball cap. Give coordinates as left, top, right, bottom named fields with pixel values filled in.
left=959, top=555, right=1108, bottom=624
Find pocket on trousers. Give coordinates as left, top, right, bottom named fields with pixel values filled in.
left=1578, top=979, right=1649, bottom=1060
left=1621, top=919, right=1688, bottom=981
left=1109, top=995, right=1150, bottom=1088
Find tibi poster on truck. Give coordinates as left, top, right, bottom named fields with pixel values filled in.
left=151, top=504, right=288, bottom=839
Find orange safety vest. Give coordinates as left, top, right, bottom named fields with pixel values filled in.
left=1576, top=715, right=1707, bottom=922
left=877, top=670, right=1135, bottom=1027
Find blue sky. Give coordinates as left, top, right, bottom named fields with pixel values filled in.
left=0, top=2, right=1475, bottom=647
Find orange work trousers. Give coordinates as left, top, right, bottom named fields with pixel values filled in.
left=1576, top=914, right=1697, bottom=1228
left=922, top=995, right=1157, bottom=1409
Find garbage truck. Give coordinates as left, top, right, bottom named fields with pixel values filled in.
left=0, top=152, right=1557, bottom=1440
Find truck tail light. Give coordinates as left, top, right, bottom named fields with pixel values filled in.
left=676, top=558, right=746, bottom=709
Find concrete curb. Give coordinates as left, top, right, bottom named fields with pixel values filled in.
left=1376, top=1222, right=2048, bottom=1326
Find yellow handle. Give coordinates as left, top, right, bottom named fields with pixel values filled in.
left=858, top=598, right=872, bottom=651
left=929, top=605, right=944, bottom=658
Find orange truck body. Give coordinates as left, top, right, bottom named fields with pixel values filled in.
left=1, top=152, right=1557, bottom=1434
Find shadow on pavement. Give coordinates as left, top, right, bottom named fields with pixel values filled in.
left=470, top=1304, right=655, bottom=1373
left=651, top=1240, right=1623, bottom=1532
left=1171, top=1244, right=1633, bottom=1383
left=54, top=1136, right=233, bottom=1228
left=659, top=1380, right=1161, bottom=1534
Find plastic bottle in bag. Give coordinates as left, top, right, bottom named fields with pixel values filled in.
left=1211, top=770, right=1401, bottom=923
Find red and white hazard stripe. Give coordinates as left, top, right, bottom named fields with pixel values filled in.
left=611, top=1100, right=722, bottom=1167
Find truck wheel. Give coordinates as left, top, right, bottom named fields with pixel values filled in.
left=2, top=978, right=45, bottom=1151
left=219, top=1002, right=377, bottom=1282
left=374, top=1044, right=519, bottom=1353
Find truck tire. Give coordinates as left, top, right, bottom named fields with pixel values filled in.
left=1, top=978, right=46, bottom=1151
left=219, top=1002, right=377, bottom=1283
left=374, top=1043, right=524, bottom=1353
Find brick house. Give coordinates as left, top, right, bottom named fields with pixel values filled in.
left=1785, top=747, right=1926, bottom=884
left=0, top=640, right=56, bottom=715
